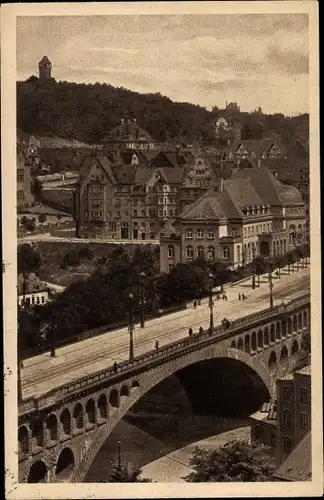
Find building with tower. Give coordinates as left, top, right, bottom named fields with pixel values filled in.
left=38, top=56, right=52, bottom=81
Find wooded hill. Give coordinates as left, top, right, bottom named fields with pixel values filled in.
left=17, top=77, right=309, bottom=146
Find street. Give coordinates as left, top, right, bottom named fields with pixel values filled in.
left=21, top=266, right=310, bottom=400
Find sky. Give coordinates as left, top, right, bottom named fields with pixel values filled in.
left=17, top=14, right=309, bottom=116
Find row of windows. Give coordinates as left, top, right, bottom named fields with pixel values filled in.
left=283, top=409, right=309, bottom=430
left=168, top=244, right=243, bottom=262
left=243, top=223, right=272, bottom=237
left=17, top=173, right=25, bottom=182
left=178, top=245, right=230, bottom=260
left=21, top=295, right=46, bottom=306
left=283, top=386, right=309, bottom=404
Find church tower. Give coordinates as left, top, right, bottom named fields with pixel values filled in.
left=38, top=56, right=52, bottom=81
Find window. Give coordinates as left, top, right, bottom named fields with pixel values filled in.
left=141, top=210, right=145, bottom=217
left=115, top=198, right=120, bottom=206
left=243, top=228, right=247, bottom=238
left=116, top=211, right=120, bottom=217
left=164, top=197, right=167, bottom=204
left=283, top=386, right=291, bottom=402
left=41, top=296, right=45, bottom=304
left=251, top=226, right=255, bottom=235
left=232, top=228, right=237, bottom=237
left=223, top=246, right=230, bottom=260
left=186, top=245, right=194, bottom=259
left=92, top=199, right=101, bottom=207
left=133, top=210, right=137, bottom=217
left=186, top=229, right=193, bottom=239
left=300, top=388, right=308, bottom=405
left=197, top=246, right=204, bottom=258
left=284, top=437, right=292, bottom=454
left=208, top=229, right=214, bottom=239
left=17, top=172, right=24, bottom=182
left=17, top=190, right=24, bottom=200
left=124, top=211, right=129, bottom=217
left=168, top=245, right=175, bottom=258
left=300, top=413, right=308, bottom=430
left=197, top=228, right=203, bottom=238
left=283, top=409, right=292, bottom=428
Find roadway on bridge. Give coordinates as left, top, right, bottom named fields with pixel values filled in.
left=21, top=267, right=310, bottom=400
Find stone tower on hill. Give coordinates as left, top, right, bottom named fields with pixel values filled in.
left=38, top=56, right=52, bottom=81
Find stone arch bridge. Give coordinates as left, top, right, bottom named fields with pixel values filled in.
left=18, top=294, right=310, bottom=483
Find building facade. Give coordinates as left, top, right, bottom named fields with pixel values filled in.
left=18, top=273, right=50, bottom=307
left=250, top=363, right=311, bottom=479
left=160, top=167, right=307, bottom=273
left=74, top=149, right=221, bottom=241
left=101, top=118, right=157, bottom=151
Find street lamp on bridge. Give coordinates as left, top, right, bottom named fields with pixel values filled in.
left=139, top=271, right=146, bottom=329
left=252, top=244, right=256, bottom=290
left=208, top=273, right=214, bottom=332
left=268, top=270, right=274, bottom=309
left=128, top=293, right=134, bottom=360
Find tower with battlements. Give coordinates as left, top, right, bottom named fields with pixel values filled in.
left=38, top=56, right=52, bottom=81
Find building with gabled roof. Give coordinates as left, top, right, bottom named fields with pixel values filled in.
left=102, top=118, right=157, bottom=151
left=159, top=166, right=306, bottom=272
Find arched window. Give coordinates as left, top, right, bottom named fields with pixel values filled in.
left=300, top=413, right=308, bottom=430
left=168, top=245, right=175, bottom=258
left=197, top=246, right=204, bottom=258
left=186, top=245, right=194, bottom=259
left=207, top=246, right=215, bottom=260
left=283, top=409, right=292, bottom=427
left=223, top=246, right=229, bottom=260
left=300, top=388, right=308, bottom=404
left=17, top=189, right=25, bottom=200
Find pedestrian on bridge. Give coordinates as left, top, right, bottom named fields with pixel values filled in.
left=113, top=362, right=118, bottom=373
left=193, top=300, right=197, bottom=309
left=238, top=293, right=241, bottom=300
left=155, top=340, right=159, bottom=350
left=188, top=327, right=193, bottom=337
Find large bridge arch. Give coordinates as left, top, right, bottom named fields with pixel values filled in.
left=70, top=344, right=272, bottom=482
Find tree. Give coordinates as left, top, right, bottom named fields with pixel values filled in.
left=255, top=257, right=267, bottom=286
left=184, top=440, right=275, bottom=482
left=286, top=250, right=297, bottom=274
left=18, top=243, right=41, bottom=274
left=38, top=213, right=47, bottom=224
left=24, top=218, right=36, bottom=232
left=105, top=464, right=152, bottom=483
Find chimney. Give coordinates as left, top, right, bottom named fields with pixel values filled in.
left=225, top=100, right=228, bottom=108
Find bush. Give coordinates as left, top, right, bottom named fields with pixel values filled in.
left=184, top=440, right=275, bottom=482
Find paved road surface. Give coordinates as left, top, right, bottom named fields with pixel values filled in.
left=140, top=426, right=251, bottom=482
left=21, top=267, right=310, bottom=400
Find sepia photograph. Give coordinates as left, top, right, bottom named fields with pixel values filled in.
left=2, top=1, right=322, bottom=498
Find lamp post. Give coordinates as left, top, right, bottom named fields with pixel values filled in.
left=117, top=440, right=122, bottom=470
left=128, top=293, right=134, bottom=360
left=252, top=245, right=256, bottom=290
left=208, top=273, right=214, bottom=332
left=268, top=270, right=274, bottom=308
left=50, top=324, right=56, bottom=357
left=139, top=271, right=145, bottom=329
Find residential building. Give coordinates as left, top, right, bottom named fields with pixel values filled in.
left=18, top=273, right=50, bottom=307
left=160, top=166, right=306, bottom=272
left=75, top=156, right=185, bottom=240
left=222, top=139, right=288, bottom=165
left=250, top=363, right=311, bottom=481
left=101, top=118, right=157, bottom=151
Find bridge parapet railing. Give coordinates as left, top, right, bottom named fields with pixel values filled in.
left=19, top=294, right=310, bottom=416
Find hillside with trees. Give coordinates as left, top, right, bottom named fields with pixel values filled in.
left=17, top=78, right=309, bottom=146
